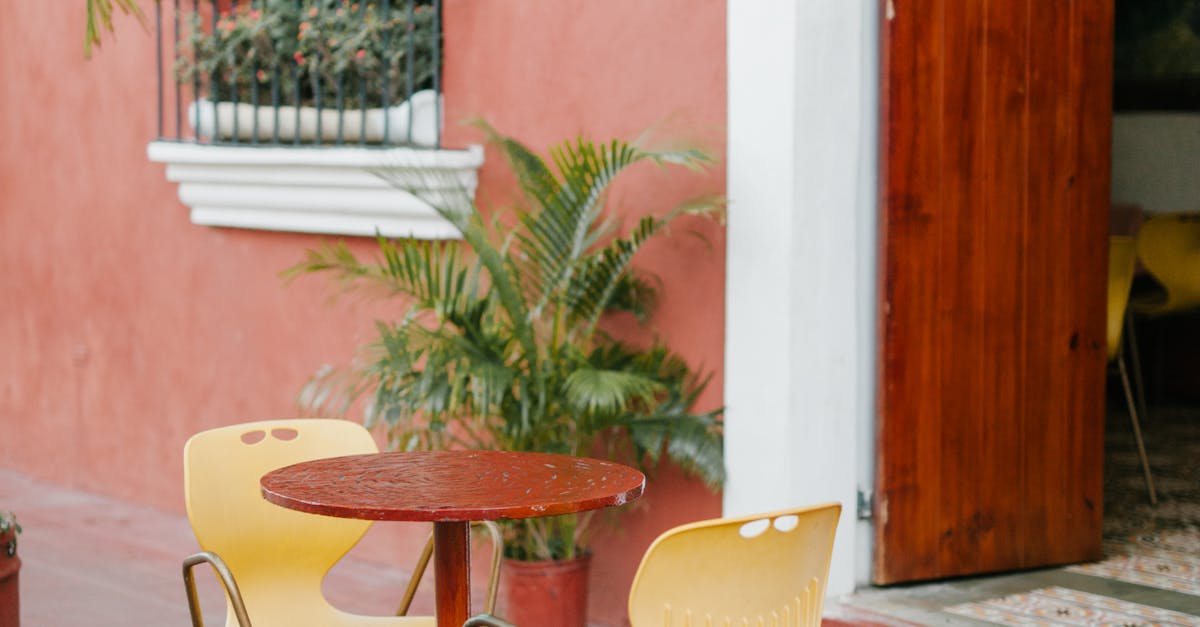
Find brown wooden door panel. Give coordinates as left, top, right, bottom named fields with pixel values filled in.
left=875, top=0, right=1113, bottom=585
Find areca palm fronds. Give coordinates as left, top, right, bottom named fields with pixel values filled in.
left=287, top=122, right=725, bottom=561
left=84, top=0, right=147, bottom=58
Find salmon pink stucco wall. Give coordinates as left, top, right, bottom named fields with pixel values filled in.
left=0, top=2, right=726, bottom=626
left=0, top=3, right=394, bottom=517
left=441, top=3, right=726, bottom=624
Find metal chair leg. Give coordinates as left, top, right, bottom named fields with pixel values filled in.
left=464, top=615, right=517, bottom=627
left=182, top=552, right=253, bottom=627
left=398, top=520, right=504, bottom=617
left=1125, top=311, right=1150, bottom=424
left=1118, top=351, right=1158, bottom=506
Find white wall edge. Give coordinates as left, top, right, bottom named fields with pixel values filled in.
left=147, top=141, right=483, bottom=238
left=726, top=0, right=877, bottom=599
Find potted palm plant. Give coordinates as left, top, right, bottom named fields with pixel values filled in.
left=287, top=121, right=725, bottom=627
left=0, top=512, right=20, bottom=627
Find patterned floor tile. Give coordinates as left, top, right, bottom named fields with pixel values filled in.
left=945, top=586, right=1200, bottom=626
left=1067, top=530, right=1200, bottom=596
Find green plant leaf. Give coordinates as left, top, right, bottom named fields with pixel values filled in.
left=85, top=0, right=147, bottom=58
left=562, top=368, right=665, bottom=417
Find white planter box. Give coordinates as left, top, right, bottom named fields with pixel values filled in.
left=188, top=89, right=441, bottom=147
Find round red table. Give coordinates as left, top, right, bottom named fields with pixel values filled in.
left=260, top=450, right=645, bottom=627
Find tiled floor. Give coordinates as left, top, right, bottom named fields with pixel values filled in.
left=831, top=563, right=1200, bottom=626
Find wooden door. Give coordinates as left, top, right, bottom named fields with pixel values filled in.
left=875, top=0, right=1114, bottom=584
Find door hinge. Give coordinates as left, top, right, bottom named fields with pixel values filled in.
left=857, top=487, right=874, bottom=520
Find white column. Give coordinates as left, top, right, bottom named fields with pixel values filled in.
left=725, top=0, right=878, bottom=596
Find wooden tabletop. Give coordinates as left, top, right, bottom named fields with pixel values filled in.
left=260, top=450, right=645, bottom=522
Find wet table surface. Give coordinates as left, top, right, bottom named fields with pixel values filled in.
left=261, top=450, right=645, bottom=627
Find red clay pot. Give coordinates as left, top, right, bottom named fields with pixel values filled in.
left=0, top=528, right=19, bottom=627
left=498, top=553, right=591, bottom=627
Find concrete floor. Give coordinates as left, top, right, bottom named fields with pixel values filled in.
left=0, top=466, right=904, bottom=627
left=0, top=468, right=437, bottom=626
left=4, top=405, right=1198, bottom=627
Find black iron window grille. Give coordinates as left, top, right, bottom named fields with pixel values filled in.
left=155, top=0, right=442, bottom=148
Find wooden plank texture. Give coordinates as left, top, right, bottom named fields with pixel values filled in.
left=875, top=0, right=1113, bottom=584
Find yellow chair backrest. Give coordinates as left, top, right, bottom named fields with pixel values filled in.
left=627, top=503, right=841, bottom=627
left=184, top=418, right=429, bottom=627
left=1134, top=213, right=1200, bottom=316
left=1108, top=236, right=1137, bottom=361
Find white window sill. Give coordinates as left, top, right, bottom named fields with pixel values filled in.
left=146, top=141, right=483, bottom=239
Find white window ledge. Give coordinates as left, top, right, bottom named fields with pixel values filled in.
left=147, top=141, right=484, bottom=239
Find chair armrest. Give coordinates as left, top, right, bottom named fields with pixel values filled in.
left=476, top=520, right=503, bottom=615
left=463, top=614, right=517, bottom=627
left=397, top=520, right=504, bottom=617
left=182, top=551, right=253, bottom=627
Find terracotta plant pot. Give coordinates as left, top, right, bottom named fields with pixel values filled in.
left=498, top=553, right=591, bottom=627
left=0, top=527, right=19, bottom=627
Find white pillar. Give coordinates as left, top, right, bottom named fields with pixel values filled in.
left=725, top=0, right=878, bottom=596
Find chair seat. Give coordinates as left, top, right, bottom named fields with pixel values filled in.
left=627, top=503, right=841, bottom=627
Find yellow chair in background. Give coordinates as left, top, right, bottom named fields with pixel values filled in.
left=1132, top=213, right=1200, bottom=316
left=1110, top=237, right=1157, bottom=505
left=182, top=419, right=502, bottom=627
left=1128, top=213, right=1200, bottom=419
left=626, top=503, right=841, bottom=627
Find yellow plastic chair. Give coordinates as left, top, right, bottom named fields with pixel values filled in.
left=182, top=419, right=502, bottom=627
left=1132, top=213, right=1200, bottom=316
left=1109, top=237, right=1158, bottom=505
left=627, top=503, right=841, bottom=627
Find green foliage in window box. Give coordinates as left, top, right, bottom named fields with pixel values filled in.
left=177, top=0, right=438, bottom=109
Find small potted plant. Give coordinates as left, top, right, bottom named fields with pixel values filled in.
left=0, top=512, right=20, bottom=627
left=176, top=0, right=440, bottom=145
left=288, top=121, right=725, bottom=626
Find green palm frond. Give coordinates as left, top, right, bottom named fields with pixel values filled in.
left=84, top=0, right=147, bottom=58
left=297, top=363, right=373, bottom=419
left=372, top=165, right=477, bottom=231
left=374, top=164, right=540, bottom=382
left=604, top=272, right=658, bottom=321
left=511, top=139, right=638, bottom=312
left=471, top=119, right=562, bottom=211
left=626, top=373, right=724, bottom=488
left=657, top=413, right=725, bottom=488
left=565, top=215, right=663, bottom=338
left=512, top=134, right=706, bottom=314
left=282, top=238, right=479, bottom=317
left=562, top=368, right=665, bottom=417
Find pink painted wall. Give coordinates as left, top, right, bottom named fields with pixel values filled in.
left=0, top=2, right=725, bottom=625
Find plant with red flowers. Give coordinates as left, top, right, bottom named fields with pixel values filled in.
left=177, top=0, right=438, bottom=109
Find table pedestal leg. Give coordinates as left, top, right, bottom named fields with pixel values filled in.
left=433, top=521, right=471, bottom=627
